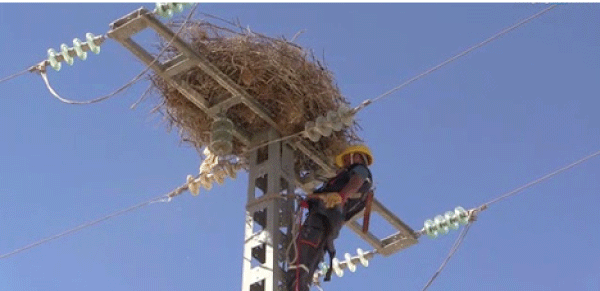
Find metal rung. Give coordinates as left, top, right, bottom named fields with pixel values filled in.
left=346, top=198, right=418, bottom=256
left=107, top=8, right=252, bottom=146
left=163, top=54, right=196, bottom=77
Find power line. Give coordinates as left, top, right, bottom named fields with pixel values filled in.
left=362, top=4, right=558, bottom=109
left=421, top=147, right=600, bottom=290
left=477, top=149, right=600, bottom=210
left=39, top=60, right=144, bottom=105
left=130, top=84, right=154, bottom=109
left=0, top=68, right=32, bottom=85
left=35, top=3, right=198, bottom=105
left=0, top=4, right=578, bottom=286
left=422, top=222, right=472, bottom=291
left=0, top=181, right=190, bottom=260
left=245, top=4, right=559, bottom=152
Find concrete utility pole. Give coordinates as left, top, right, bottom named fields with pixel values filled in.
left=108, top=7, right=419, bottom=291
left=242, top=130, right=295, bottom=291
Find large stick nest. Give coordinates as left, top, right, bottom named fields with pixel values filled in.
left=149, top=18, right=362, bottom=178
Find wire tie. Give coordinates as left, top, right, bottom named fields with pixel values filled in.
left=467, top=209, right=478, bottom=222
left=476, top=204, right=488, bottom=213
left=353, top=99, right=373, bottom=114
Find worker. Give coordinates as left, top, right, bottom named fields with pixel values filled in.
left=288, top=145, right=374, bottom=291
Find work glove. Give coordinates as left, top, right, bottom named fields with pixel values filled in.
left=323, top=193, right=342, bottom=208
left=308, top=192, right=343, bottom=208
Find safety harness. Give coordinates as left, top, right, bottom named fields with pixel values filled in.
left=309, top=163, right=373, bottom=283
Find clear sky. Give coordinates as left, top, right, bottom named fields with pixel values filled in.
left=1, top=3, right=599, bottom=291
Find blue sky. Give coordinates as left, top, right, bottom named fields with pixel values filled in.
left=1, top=3, right=599, bottom=291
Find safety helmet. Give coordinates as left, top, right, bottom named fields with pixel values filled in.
left=335, top=145, right=374, bottom=167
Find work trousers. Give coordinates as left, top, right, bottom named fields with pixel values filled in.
left=287, top=203, right=344, bottom=291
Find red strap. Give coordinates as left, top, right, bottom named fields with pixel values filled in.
left=300, top=199, right=309, bottom=209
left=362, top=191, right=374, bottom=233
left=299, top=239, right=320, bottom=248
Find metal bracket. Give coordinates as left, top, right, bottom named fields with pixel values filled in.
left=346, top=199, right=418, bottom=256
left=107, top=8, right=252, bottom=145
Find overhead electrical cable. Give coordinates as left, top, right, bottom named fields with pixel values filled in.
left=358, top=4, right=558, bottom=112
left=245, top=4, right=559, bottom=152
left=35, top=3, right=198, bottom=105
left=476, top=149, right=600, bottom=210
left=0, top=68, right=31, bottom=85
left=0, top=178, right=192, bottom=260
left=422, top=223, right=472, bottom=291
left=3, top=6, right=590, bottom=291
left=420, top=148, right=600, bottom=290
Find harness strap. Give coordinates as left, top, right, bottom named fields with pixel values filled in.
left=324, top=240, right=336, bottom=282
left=288, top=264, right=309, bottom=273
left=362, top=190, right=374, bottom=233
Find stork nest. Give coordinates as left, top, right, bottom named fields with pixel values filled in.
left=149, top=18, right=362, bottom=177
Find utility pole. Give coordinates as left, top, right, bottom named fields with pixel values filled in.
left=108, top=6, right=419, bottom=291
left=242, top=130, right=295, bottom=291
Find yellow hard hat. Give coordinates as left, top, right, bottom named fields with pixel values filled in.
left=335, top=145, right=374, bottom=167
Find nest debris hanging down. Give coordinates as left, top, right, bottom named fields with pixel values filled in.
left=149, top=18, right=362, bottom=177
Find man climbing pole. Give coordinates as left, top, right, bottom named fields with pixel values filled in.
left=288, top=145, right=375, bottom=291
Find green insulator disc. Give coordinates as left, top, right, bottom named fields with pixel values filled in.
left=319, top=262, right=329, bottom=274
left=60, top=44, right=74, bottom=65
left=173, top=3, right=184, bottom=13
left=47, top=48, right=61, bottom=71
left=155, top=3, right=167, bottom=17
left=434, top=215, right=449, bottom=235
left=327, top=110, right=343, bottom=131
left=424, top=219, right=438, bottom=238
left=455, top=206, right=469, bottom=225
left=445, top=211, right=459, bottom=229
left=304, top=121, right=320, bottom=142
left=210, top=140, right=232, bottom=156
left=73, top=38, right=87, bottom=60
left=86, top=33, right=101, bottom=54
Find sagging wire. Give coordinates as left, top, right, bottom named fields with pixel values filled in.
left=130, top=84, right=154, bottom=109
left=476, top=149, right=600, bottom=210
left=420, top=148, right=600, bottom=290
left=421, top=222, right=473, bottom=291
left=34, top=3, right=199, bottom=105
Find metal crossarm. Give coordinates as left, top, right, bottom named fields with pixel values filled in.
left=107, top=8, right=334, bottom=169
left=107, top=7, right=420, bottom=290
left=346, top=199, right=418, bottom=256
left=107, top=8, right=252, bottom=145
